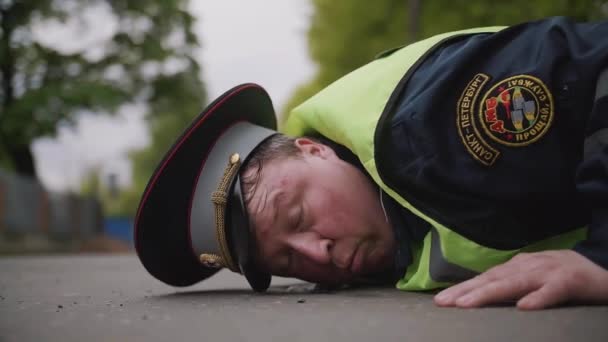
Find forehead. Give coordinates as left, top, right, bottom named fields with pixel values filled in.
left=245, top=158, right=299, bottom=224
left=244, top=159, right=301, bottom=273
left=244, top=155, right=291, bottom=186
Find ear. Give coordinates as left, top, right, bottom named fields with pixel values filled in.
left=294, top=138, right=336, bottom=159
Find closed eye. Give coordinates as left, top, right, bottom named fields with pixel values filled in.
left=295, top=204, right=304, bottom=232
left=283, top=208, right=301, bottom=275
left=287, top=204, right=304, bottom=233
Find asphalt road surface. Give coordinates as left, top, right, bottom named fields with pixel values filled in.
left=1, top=254, right=607, bottom=342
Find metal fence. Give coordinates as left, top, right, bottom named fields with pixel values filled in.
left=0, top=169, right=103, bottom=239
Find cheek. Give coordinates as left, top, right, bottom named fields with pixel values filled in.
left=309, top=188, right=361, bottom=237
left=313, top=209, right=358, bottom=241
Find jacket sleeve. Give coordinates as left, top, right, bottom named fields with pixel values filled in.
left=572, top=94, right=608, bottom=270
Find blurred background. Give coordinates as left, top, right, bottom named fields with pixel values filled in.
left=1, top=0, right=606, bottom=254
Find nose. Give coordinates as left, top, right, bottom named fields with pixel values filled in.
left=287, top=233, right=333, bottom=265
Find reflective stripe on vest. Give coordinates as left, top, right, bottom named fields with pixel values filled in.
left=429, top=228, right=478, bottom=283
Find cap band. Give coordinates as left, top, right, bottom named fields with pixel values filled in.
left=189, top=121, right=276, bottom=276
left=208, top=153, right=241, bottom=272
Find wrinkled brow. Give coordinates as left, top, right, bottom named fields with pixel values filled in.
left=247, top=187, right=267, bottom=235
left=248, top=189, right=284, bottom=274
left=248, top=186, right=283, bottom=235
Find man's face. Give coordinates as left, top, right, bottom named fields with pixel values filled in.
left=244, top=138, right=396, bottom=285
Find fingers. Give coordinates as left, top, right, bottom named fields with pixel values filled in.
left=434, top=277, right=481, bottom=306
left=454, top=275, right=540, bottom=307
left=434, top=257, right=525, bottom=306
left=436, top=272, right=541, bottom=308
left=517, top=281, right=568, bottom=310
left=433, top=250, right=608, bottom=310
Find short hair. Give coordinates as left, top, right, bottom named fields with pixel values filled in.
left=240, top=133, right=301, bottom=207
left=240, top=133, right=361, bottom=208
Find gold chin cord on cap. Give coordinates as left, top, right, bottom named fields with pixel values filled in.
left=200, top=153, right=241, bottom=272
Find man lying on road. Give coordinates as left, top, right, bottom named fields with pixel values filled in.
left=134, top=17, right=608, bottom=310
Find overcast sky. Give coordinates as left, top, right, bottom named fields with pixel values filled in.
left=31, top=0, right=315, bottom=192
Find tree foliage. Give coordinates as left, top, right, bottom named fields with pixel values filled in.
left=0, top=0, right=206, bottom=181
left=283, top=0, right=608, bottom=119
left=282, top=0, right=407, bottom=118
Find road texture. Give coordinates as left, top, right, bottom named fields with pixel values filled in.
left=1, top=254, right=607, bottom=342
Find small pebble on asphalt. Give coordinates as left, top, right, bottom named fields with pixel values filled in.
left=297, top=299, right=306, bottom=303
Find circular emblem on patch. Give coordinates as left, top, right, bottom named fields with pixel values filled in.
left=479, top=75, right=553, bottom=147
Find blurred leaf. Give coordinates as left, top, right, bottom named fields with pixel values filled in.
left=284, top=0, right=607, bottom=118
left=1, top=0, right=207, bottom=218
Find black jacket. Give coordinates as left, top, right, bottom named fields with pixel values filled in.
left=375, top=17, right=608, bottom=269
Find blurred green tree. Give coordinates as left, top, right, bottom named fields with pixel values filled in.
left=282, top=0, right=407, bottom=120
left=283, top=0, right=607, bottom=120
left=80, top=166, right=133, bottom=217
left=0, top=0, right=206, bottom=183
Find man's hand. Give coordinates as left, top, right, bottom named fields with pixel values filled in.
left=433, top=250, right=608, bottom=310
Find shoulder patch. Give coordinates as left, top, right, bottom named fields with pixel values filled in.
left=457, top=73, right=499, bottom=166
left=480, top=75, right=554, bottom=147
left=457, top=74, right=554, bottom=166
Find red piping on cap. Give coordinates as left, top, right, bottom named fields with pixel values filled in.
left=134, top=84, right=260, bottom=257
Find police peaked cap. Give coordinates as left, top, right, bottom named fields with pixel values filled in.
left=134, top=84, right=277, bottom=292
